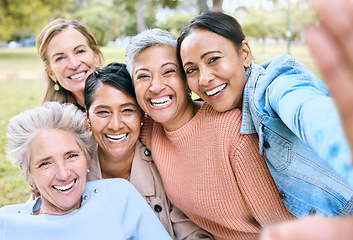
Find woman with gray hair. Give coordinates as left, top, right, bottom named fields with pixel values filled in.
left=0, top=102, right=172, bottom=239
left=125, top=29, right=294, bottom=240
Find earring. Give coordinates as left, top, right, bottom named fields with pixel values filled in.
left=95, top=65, right=99, bottom=70
left=54, top=80, right=60, bottom=91
left=140, top=122, right=144, bottom=126
left=245, top=63, right=252, bottom=80
left=87, top=169, right=90, bottom=173
left=88, top=120, right=91, bottom=128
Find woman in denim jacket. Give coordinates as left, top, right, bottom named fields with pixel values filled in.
left=176, top=11, right=353, bottom=217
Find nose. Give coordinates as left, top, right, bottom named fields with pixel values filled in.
left=149, top=75, right=166, bottom=93
left=56, top=162, right=70, bottom=181
left=199, top=66, right=214, bottom=87
left=108, top=112, right=123, bottom=131
left=67, top=54, right=80, bottom=70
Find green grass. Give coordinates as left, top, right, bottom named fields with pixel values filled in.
left=0, top=44, right=319, bottom=207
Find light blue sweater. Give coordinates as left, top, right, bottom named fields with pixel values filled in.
left=0, top=179, right=172, bottom=239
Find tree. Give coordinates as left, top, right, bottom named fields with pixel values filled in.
left=0, top=0, right=73, bottom=42
left=73, top=4, right=125, bottom=46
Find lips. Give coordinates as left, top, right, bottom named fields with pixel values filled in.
left=106, top=133, right=128, bottom=142
left=52, top=179, right=76, bottom=191
left=205, top=83, right=227, bottom=97
left=68, top=71, right=86, bottom=80
left=149, top=96, right=172, bottom=108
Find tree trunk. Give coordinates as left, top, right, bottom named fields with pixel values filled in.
left=212, top=0, right=223, bottom=12
left=136, top=0, right=147, bottom=33
left=198, top=0, right=209, bottom=13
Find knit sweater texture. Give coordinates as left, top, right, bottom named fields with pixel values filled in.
left=141, top=102, right=295, bottom=240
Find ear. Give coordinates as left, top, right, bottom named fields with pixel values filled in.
left=85, top=117, right=91, bottom=131
left=94, top=52, right=100, bottom=68
left=240, top=40, right=252, bottom=67
left=45, top=68, right=57, bottom=83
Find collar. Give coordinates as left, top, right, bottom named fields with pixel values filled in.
left=240, top=61, right=263, bottom=134
left=129, top=140, right=156, bottom=197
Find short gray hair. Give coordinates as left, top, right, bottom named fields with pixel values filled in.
left=125, top=28, right=177, bottom=77
left=6, top=102, right=95, bottom=182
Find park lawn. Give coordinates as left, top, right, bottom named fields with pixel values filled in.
left=0, top=44, right=319, bottom=207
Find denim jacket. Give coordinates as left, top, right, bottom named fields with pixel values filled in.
left=240, top=54, right=353, bottom=217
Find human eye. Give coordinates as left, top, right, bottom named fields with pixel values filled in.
left=185, top=67, right=197, bottom=76
left=208, top=56, right=221, bottom=64
left=121, top=108, right=136, bottom=116
left=38, top=161, right=50, bottom=169
left=76, top=48, right=86, bottom=54
left=68, top=153, right=79, bottom=159
left=136, top=73, right=150, bottom=81
left=163, top=68, right=176, bottom=76
left=54, top=56, right=64, bottom=62
left=95, top=110, right=110, bottom=118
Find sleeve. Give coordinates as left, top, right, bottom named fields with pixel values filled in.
left=169, top=204, right=214, bottom=240
left=266, top=66, right=353, bottom=185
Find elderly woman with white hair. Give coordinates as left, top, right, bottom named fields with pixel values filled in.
left=0, top=102, right=171, bottom=240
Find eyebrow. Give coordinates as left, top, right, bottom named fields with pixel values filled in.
left=134, top=62, right=177, bottom=75
left=50, top=44, right=87, bottom=59
left=183, top=50, right=222, bottom=68
left=94, top=102, right=138, bottom=109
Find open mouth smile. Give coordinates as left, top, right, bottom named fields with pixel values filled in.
left=68, top=71, right=86, bottom=80
left=149, top=96, right=172, bottom=108
left=106, top=133, right=128, bottom=142
left=205, top=83, right=227, bottom=97
left=52, top=179, right=76, bottom=191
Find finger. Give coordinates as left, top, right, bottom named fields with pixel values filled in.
left=306, top=27, right=353, bottom=151
left=310, top=0, right=353, bottom=67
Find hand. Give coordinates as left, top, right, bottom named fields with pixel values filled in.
left=306, top=0, right=353, bottom=154
left=260, top=217, right=353, bottom=240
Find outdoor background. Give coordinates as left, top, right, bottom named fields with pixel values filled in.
left=0, top=0, right=320, bottom=207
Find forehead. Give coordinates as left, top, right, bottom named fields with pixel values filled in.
left=133, top=45, right=178, bottom=68
left=180, top=29, right=233, bottom=55
left=47, top=27, right=90, bottom=53
left=29, top=128, right=81, bottom=158
left=91, top=84, right=137, bottom=106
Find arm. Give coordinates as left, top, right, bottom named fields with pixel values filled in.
left=267, top=66, right=353, bottom=184
left=306, top=0, right=353, bottom=155
left=170, top=204, right=214, bottom=240
left=260, top=216, right=353, bottom=240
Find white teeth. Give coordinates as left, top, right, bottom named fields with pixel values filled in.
left=205, top=84, right=227, bottom=96
left=70, top=72, right=85, bottom=79
left=53, top=180, right=75, bottom=191
left=106, top=133, right=128, bottom=141
left=150, top=96, right=171, bottom=107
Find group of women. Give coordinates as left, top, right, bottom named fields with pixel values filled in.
left=1, top=3, right=353, bottom=239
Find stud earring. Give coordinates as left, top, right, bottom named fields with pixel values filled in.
left=140, top=122, right=144, bottom=126
left=54, top=80, right=60, bottom=91
left=87, top=169, right=90, bottom=173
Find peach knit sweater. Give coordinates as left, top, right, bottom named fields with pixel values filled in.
left=141, top=103, right=294, bottom=240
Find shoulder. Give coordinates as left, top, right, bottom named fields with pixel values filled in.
left=0, top=200, right=34, bottom=215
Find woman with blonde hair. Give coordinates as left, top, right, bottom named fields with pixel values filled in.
left=36, top=18, right=104, bottom=110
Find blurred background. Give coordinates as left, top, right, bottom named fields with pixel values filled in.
left=0, top=0, right=319, bottom=207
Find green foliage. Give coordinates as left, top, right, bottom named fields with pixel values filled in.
left=0, top=0, right=73, bottom=41
left=73, top=4, right=126, bottom=46
left=159, top=12, right=193, bottom=34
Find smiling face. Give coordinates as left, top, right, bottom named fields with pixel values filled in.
left=180, top=29, right=251, bottom=112
left=132, top=45, right=192, bottom=131
left=28, top=128, right=88, bottom=215
left=46, top=27, right=100, bottom=102
left=88, top=84, right=142, bottom=161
